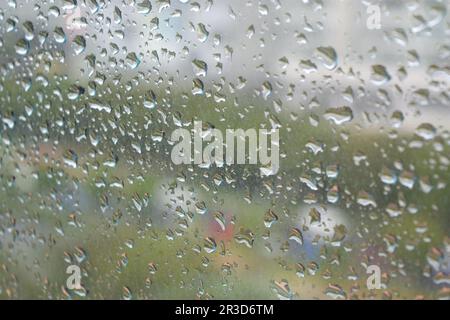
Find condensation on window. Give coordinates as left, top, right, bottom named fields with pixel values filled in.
left=0, top=0, right=449, bottom=300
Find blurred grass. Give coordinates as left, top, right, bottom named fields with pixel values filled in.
left=0, top=75, right=449, bottom=299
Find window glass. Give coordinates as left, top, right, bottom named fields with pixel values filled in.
left=0, top=0, right=449, bottom=300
